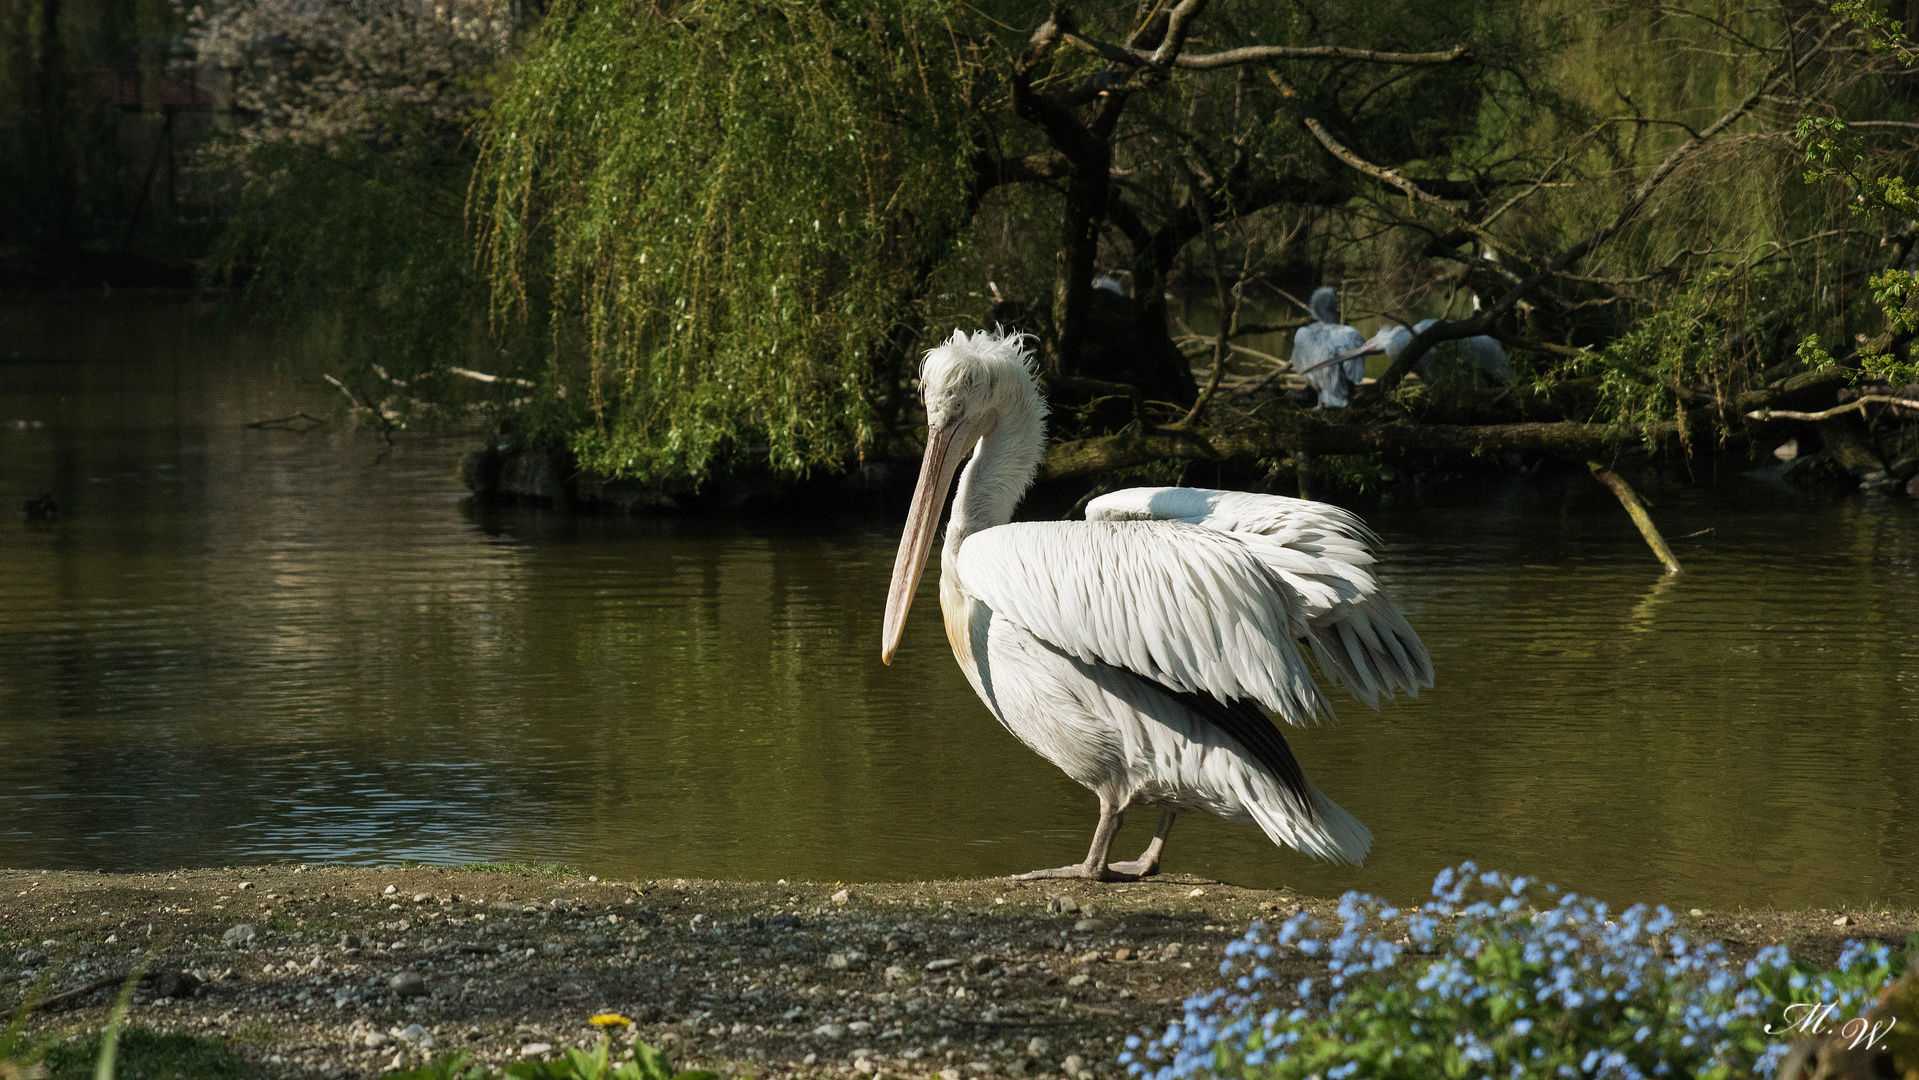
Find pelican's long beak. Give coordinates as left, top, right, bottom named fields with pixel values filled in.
left=1298, top=341, right=1385, bottom=376
left=881, top=417, right=974, bottom=665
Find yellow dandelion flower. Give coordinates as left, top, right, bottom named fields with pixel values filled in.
left=590, top=1013, right=634, bottom=1028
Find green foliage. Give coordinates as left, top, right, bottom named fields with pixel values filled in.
left=386, top=1051, right=493, bottom=1080
left=1797, top=270, right=1919, bottom=386
left=193, top=2, right=559, bottom=438
left=1798, top=117, right=1919, bottom=219
left=1751, top=933, right=1917, bottom=1014
left=1574, top=272, right=1759, bottom=438
left=474, top=0, right=975, bottom=483
left=386, top=1036, right=721, bottom=1080
left=1855, top=271, right=1919, bottom=385
left=172, top=0, right=1919, bottom=480
left=28, top=1027, right=251, bottom=1079
left=1830, top=0, right=1919, bottom=64
left=1312, top=454, right=1391, bottom=494
left=1784, top=2, right=1919, bottom=390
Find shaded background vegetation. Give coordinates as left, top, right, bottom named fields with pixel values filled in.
left=9, top=0, right=1919, bottom=493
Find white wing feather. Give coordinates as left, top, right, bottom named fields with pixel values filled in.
left=951, top=521, right=1331, bottom=726
left=1085, top=487, right=1433, bottom=708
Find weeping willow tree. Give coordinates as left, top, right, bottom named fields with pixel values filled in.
left=470, top=0, right=1559, bottom=483
left=188, top=0, right=1919, bottom=494
left=474, top=0, right=979, bottom=483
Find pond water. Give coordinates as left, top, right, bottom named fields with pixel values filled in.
left=2, top=301, right=1915, bottom=912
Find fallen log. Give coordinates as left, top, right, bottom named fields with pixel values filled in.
left=1735, top=367, right=1857, bottom=412
left=1039, top=417, right=1687, bottom=484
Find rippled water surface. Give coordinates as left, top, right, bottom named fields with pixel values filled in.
left=2, top=301, right=1915, bottom=910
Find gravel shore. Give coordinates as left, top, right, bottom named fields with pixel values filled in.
left=4, top=867, right=1914, bottom=1079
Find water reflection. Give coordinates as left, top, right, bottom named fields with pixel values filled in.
left=0, top=301, right=1914, bottom=910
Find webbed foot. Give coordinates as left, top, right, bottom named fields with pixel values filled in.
left=1011, top=863, right=1138, bottom=882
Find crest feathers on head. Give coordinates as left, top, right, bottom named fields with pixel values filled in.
left=922, top=326, right=1038, bottom=375
left=918, top=327, right=1046, bottom=420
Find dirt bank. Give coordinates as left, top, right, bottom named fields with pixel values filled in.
left=3, top=867, right=1914, bottom=1080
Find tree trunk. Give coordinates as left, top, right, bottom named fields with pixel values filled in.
left=1108, top=199, right=1199, bottom=406
left=1045, top=149, right=1110, bottom=381
left=33, top=0, right=76, bottom=264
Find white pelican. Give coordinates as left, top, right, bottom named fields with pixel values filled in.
left=881, top=329, right=1432, bottom=879
left=1341, top=319, right=1512, bottom=384
left=1291, top=287, right=1367, bottom=408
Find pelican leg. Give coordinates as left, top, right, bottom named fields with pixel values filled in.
left=1012, top=795, right=1134, bottom=881
left=1105, top=808, right=1175, bottom=877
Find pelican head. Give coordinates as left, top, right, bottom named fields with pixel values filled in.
left=881, top=329, right=1045, bottom=665
left=1308, top=286, right=1341, bottom=325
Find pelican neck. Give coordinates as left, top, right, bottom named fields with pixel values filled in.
left=944, top=409, right=1045, bottom=553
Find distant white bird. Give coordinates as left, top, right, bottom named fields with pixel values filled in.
left=1340, top=319, right=1512, bottom=384
left=1292, top=287, right=1367, bottom=408
left=882, top=329, right=1432, bottom=880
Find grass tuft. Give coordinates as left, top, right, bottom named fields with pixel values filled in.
left=37, top=1027, right=250, bottom=1080
left=453, top=862, right=584, bottom=878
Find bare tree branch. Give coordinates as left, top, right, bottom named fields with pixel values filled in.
left=1746, top=394, right=1919, bottom=420
left=1589, top=464, right=1682, bottom=574
left=1062, top=31, right=1472, bottom=70
left=1478, top=153, right=1569, bottom=229
left=1149, top=0, right=1211, bottom=70
left=1300, top=114, right=1521, bottom=266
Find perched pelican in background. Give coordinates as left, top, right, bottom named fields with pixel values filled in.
left=1412, top=319, right=1512, bottom=384
left=882, top=329, right=1432, bottom=879
left=1341, top=319, right=1512, bottom=385
left=1291, top=287, right=1367, bottom=408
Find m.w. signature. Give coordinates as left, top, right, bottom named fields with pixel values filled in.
left=1766, top=1002, right=1897, bottom=1050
